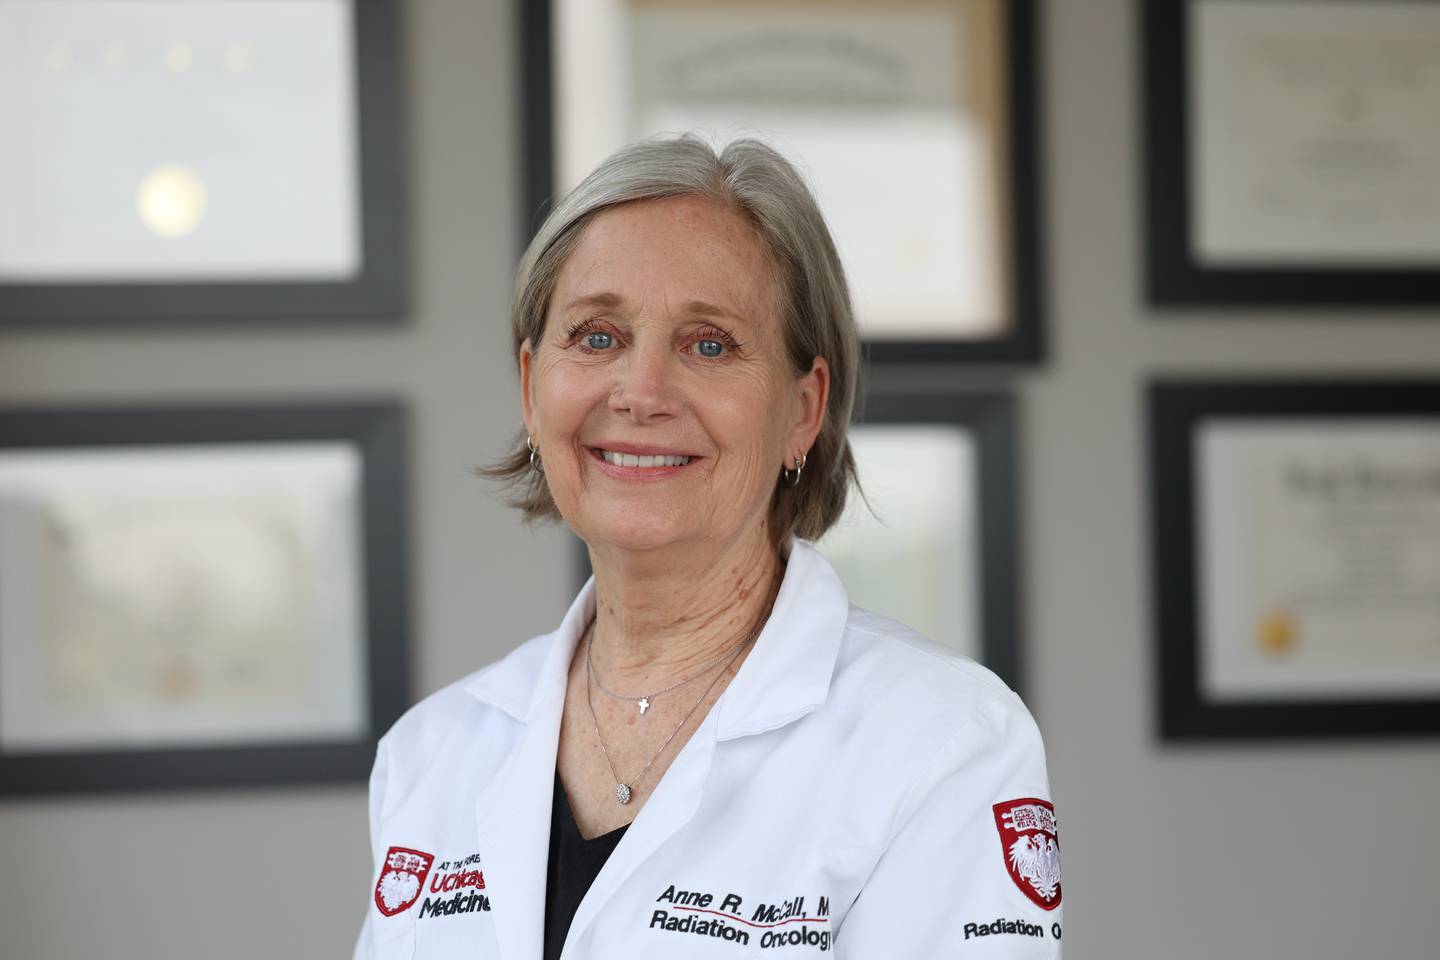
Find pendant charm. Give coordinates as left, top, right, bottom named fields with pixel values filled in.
left=638, top=697, right=650, bottom=715
left=616, top=783, right=632, bottom=805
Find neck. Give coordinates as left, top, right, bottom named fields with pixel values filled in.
left=584, top=525, right=785, bottom=690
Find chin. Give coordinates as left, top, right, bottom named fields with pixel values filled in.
left=570, top=505, right=697, bottom=556
left=585, top=523, right=690, bottom=556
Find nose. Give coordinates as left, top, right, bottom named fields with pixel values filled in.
left=608, top=339, right=677, bottom=423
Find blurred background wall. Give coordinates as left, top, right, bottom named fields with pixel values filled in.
left=0, top=0, right=1437, bottom=957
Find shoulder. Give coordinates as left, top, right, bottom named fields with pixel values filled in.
left=837, top=604, right=1032, bottom=740
left=823, top=611, right=1063, bottom=939
left=827, top=605, right=1050, bottom=814
left=832, top=606, right=1055, bottom=849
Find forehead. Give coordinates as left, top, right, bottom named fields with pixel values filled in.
left=552, top=194, right=778, bottom=322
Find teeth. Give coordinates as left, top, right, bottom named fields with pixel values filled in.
left=599, top=449, right=691, bottom=468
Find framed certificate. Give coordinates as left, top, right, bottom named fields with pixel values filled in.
left=521, top=0, right=1045, bottom=363
left=820, top=388, right=1023, bottom=690
left=1143, top=0, right=1440, bottom=305
left=1149, top=380, right=1440, bottom=739
left=0, top=0, right=405, bottom=325
left=0, top=401, right=410, bottom=794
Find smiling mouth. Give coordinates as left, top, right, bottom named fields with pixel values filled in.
left=589, top=447, right=696, bottom=468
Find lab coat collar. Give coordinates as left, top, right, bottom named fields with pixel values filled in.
left=714, top=537, right=849, bottom=739
left=462, top=536, right=850, bottom=739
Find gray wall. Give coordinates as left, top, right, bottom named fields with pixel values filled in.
left=1, top=1, right=1436, bottom=957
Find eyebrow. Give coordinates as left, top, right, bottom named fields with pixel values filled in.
left=559, top=292, right=748, bottom=324
left=680, top=299, right=747, bottom=324
left=559, top=292, right=624, bottom=313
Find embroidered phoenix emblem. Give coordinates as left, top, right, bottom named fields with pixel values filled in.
left=1007, top=834, right=1062, bottom=901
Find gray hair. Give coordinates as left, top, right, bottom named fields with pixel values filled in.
left=486, top=134, right=861, bottom=545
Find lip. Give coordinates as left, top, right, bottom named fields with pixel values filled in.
left=585, top=445, right=702, bottom=480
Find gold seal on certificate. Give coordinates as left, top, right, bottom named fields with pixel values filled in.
left=1255, top=611, right=1297, bottom=656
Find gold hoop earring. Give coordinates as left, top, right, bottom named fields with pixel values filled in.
left=527, top=435, right=544, bottom=474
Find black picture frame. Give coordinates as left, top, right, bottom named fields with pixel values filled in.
left=569, top=388, right=1024, bottom=693
left=0, top=0, right=406, bottom=327
left=518, top=0, right=1045, bottom=364
left=1148, top=378, right=1440, bottom=740
left=0, top=400, right=410, bottom=795
left=853, top=389, right=1024, bottom=690
left=1141, top=0, right=1440, bottom=307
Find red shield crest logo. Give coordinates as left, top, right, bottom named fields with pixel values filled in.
left=993, top=798, right=1061, bottom=910
left=374, top=846, right=434, bottom=917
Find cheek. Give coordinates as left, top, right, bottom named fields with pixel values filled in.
left=532, top=357, right=600, bottom=431
left=706, top=378, right=792, bottom=474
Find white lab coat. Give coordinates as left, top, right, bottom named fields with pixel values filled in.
left=354, top=538, right=1063, bottom=958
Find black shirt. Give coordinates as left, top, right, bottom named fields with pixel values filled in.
left=543, top=774, right=630, bottom=960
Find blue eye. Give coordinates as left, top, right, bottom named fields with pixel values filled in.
left=584, top=331, right=614, bottom=350
left=696, top=339, right=725, bottom=358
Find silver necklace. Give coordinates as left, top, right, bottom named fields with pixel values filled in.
left=586, top=623, right=757, bottom=717
left=584, top=619, right=760, bottom=806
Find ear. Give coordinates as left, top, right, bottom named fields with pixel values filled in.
left=787, top=356, right=830, bottom=464
left=519, top=338, right=537, bottom=438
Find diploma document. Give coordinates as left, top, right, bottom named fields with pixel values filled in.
left=1199, top=421, right=1440, bottom=700
left=1191, top=1, right=1440, bottom=265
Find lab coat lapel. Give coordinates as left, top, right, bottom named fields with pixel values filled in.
left=470, top=583, right=594, bottom=960
left=472, top=685, right=561, bottom=960
left=560, top=706, right=718, bottom=957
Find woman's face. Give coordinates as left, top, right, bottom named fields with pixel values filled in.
left=520, top=194, right=828, bottom=558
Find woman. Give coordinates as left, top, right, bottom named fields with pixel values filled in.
left=355, top=137, right=1061, bottom=958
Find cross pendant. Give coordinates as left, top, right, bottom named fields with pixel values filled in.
left=638, top=697, right=650, bottom=715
